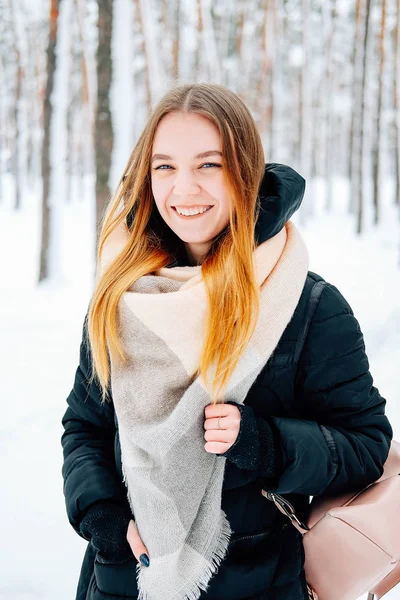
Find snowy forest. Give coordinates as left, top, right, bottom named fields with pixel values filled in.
left=1, top=1, right=400, bottom=599
left=1, top=0, right=400, bottom=279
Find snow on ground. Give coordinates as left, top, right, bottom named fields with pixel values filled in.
left=1, top=173, right=399, bottom=599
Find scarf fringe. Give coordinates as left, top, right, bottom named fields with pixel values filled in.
left=136, top=513, right=232, bottom=600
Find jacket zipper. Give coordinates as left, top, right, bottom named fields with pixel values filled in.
left=231, top=522, right=288, bottom=543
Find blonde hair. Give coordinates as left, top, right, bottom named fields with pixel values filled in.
left=88, top=82, right=265, bottom=404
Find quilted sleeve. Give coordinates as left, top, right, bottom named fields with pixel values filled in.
left=61, top=312, right=131, bottom=537
left=264, top=283, right=393, bottom=497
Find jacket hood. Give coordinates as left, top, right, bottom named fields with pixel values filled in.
left=254, top=162, right=305, bottom=245
left=126, top=162, right=305, bottom=267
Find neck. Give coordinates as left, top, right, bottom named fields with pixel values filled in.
left=183, top=243, right=209, bottom=266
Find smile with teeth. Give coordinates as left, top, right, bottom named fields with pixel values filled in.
left=173, top=205, right=213, bottom=217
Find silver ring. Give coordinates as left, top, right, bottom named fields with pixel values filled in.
left=217, top=416, right=223, bottom=430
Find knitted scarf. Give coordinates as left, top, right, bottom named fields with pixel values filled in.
left=100, top=220, right=309, bottom=600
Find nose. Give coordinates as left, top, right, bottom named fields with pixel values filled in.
left=173, top=171, right=201, bottom=196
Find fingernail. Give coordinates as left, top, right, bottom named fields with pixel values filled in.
left=140, top=553, right=150, bottom=567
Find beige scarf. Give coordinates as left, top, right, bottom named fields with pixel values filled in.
left=99, top=220, right=309, bottom=600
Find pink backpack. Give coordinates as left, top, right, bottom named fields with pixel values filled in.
left=262, top=280, right=400, bottom=599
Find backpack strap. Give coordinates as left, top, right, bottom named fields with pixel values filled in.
left=293, top=280, right=327, bottom=364
left=262, top=280, right=328, bottom=535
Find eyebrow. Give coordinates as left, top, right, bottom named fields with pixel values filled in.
left=151, top=150, right=222, bottom=163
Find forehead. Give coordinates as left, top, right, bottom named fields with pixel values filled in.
left=152, top=112, right=221, bottom=152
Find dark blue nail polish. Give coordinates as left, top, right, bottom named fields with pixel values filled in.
left=140, top=553, right=150, bottom=567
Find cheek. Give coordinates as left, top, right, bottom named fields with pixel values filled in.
left=205, top=179, right=228, bottom=205
left=151, top=180, right=168, bottom=211
left=213, top=183, right=231, bottom=217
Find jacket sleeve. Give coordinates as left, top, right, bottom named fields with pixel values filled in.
left=265, top=282, right=393, bottom=497
left=61, top=312, right=131, bottom=537
left=218, top=402, right=283, bottom=484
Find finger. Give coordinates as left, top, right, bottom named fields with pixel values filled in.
left=127, top=520, right=150, bottom=566
left=205, top=441, right=232, bottom=454
left=205, top=414, right=240, bottom=431
left=204, top=428, right=237, bottom=443
left=204, top=403, right=232, bottom=418
left=204, top=416, right=230, bottom=430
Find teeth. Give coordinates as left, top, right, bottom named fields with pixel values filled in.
left=175, top=206, right=211, bottom=216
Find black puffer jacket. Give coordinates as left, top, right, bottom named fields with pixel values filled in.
left=61, top=164, right=393, bottom=600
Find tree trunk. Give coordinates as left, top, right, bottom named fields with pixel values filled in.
left=65, top=5, right=75, bottom=204
left=76, top=0, right=93, bottom=179
left=95, top=0, right=114, bottom=250
left=220, top=0, right=233, bottom=82
left=134, top=0, right=152, bottom=116
left=194, top=0, right=203, bottom=79
left=200, top=0, right=222, bottom=83
left=372, top=0, right=386, bottom=225
left=357, top=0, right=372, bottom=235
left=255, top=0, right=270, bottom=142
left=394, top=0, right=400, bottom=207
left=349, top=0, right=362, bottom=213
left=234, top=0, right=245, bottom=92
left=324, top=0, right=337, bottom=212
left=269, top=0, right=282, bottom=160
left=172, top=0, right=180, bottom=81
left=39, top=0, right=60, bottom=282
left=26, top=27, right=37, bottom=190
left=8, top=0, right=22, bottom=210
left=299, top=0, right=312, bottom=221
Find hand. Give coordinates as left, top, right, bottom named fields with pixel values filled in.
left=203, top=402, right=241, bottom=454
left=79, top=500, right=134, bottom=563
left=127, top=519, right=150, bottom=567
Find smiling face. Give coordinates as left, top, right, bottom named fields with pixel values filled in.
left=150, top=112, right=231, bottom=265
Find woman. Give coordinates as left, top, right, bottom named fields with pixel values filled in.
left=61, top=83, right=393, bottom=600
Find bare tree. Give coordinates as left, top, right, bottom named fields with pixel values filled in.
left=133, top=0, right=152, bottom=117
left=39, top=0, right=60, bottom=282
left=76, top=0, right=95, bottom=194
left=323, top=0, right=337, bottom=212
left=267, top=0, right=282, bottom=160
left=350, top=0, right=372, bottom=234
left=349, top=0, right=363, bottom=214
left=299, top=0, right=313, bottom=209
left=26, top=24, right=43, bottom=190
left=95, top=0, right=113, bottom=248
left=255, top=0, right=272, bottom=150
left=65, top=5, right=76, bottom=204
left=357, top=0, right=372, bottom=234
left=395, top=0, right=400, bottom=207
left=200, top=0, right=222, bottom=83
left=234, top=0, right=246, bottom=92
left=8, top=0, right=22, bottom=210
left=194, top=0, right=203, bottom=78
left=172, top=0, right=181, bottom=81
left=372, top=0, right=387, bottom=225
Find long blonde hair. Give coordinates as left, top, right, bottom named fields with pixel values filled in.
left=88, top=82, right=266, bottom=404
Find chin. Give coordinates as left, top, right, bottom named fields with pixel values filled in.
left=177, top=234, right=215, bottom=244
